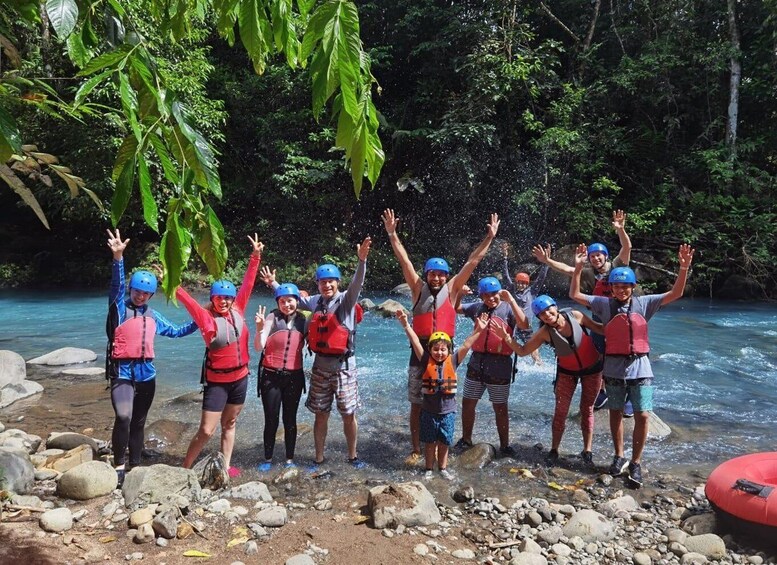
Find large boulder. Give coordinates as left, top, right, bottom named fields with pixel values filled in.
left=368, top=481, right=441, bottom=529
left=27, top=347, right=97, bottom=366
left=0, top=446, right=35, bottom=493
left=590, top=409, right=671, bottom=440
left=0, top=428, right=43, bottom=453
left=683, top=534, right=726, bottom=560
left=562, top=509, right=616, bottom=542
left=0, top=350, right=26, bottom=388
left=0, top=380, right=44, bottom=408
left=375, top=299, right=408, bottom=319
left=57, top=461, right=118, bottom=500
left=122, top=464, right=201, bottom=511
left=391, top=283, right=412, bottom=297
left=46, top=432, right=99, bottom=456
left=60, top=367, right=105, bottom=377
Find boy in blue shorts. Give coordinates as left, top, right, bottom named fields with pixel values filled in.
left=397, top=309, right=487, bottom=480
left=570, top=242, right=695, bottom=488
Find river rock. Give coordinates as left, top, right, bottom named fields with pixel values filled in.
left=391, top=283, right=412, bottom=297
left=509, top=554, right=548, bottom=565
left=122, top=464, right=201, bottom=511
left=0, top=350, right=26, bottom=388
left=682, top=513, right=717, bottom=535
left=369, top=481, right=441, bottom=529
left=286, top=555, right=315, bottom=565
left=0, top=428, right=42, bottom=453
left=152, top=507, right=178, bottom=539
left=60, top=367, right=105, bottom=377
left=0, top=380, right=44, bottom=408
left=129, top=507, right=154, bottom=527
left=375, top=299, right=407, bottom=318
left=144, top=419, right=190, bottom=452
left=359, top=298, right=376, bottom=310
left=57, top=461, right=118, bottom=500
left=0, top=446, right=35, bottom=493
left=227, top=481, right=273, bottom=501
left=453, top=485, right=475, bottom=503
left=39, top=507, right=73, bottom=532
left=681, top=553, right=708, bottom=565
left=457, top=443, right=496, bottom=469
left=11, top=494, right=45, bottom=508
left=597, top=494, right=639, bottom=517
left=452, top=548, right=476, bottom=559
left=43, top=444, right=93, bottom=473
left=254, top=506, right=288, bottom=527
left=134, top=523, right=155, bottom=544
left=46, top=432, right=99, bottom=455
left=27, top=347, right=97, bottom=365
left=683, top=534, right=726, bottom=560
left=633, top=552, right=653, bottom=565
left=562, top=509, right=616, bottom=542
left=520, top=538, right=543, bottom=554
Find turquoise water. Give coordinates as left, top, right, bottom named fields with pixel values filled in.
left=1, top=290, right=776, bottom=477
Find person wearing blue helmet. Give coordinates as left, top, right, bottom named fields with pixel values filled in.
left=571, top=242, right=695, bottom=488
left=176, top=234, right=264, bottom=478
left=455, top=277, right=528, bottom=456
left=106, top=229, right=198, bottom=487
left=382, top=209, right=500, bottom=465
left=254, top=282, right=306, bottom=471
left=262, top=237, right=372, bottom=470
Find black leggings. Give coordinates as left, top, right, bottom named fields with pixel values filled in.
left=259, top=368, right=305, bottom=460
left=110, top=378, right=155, bottom=467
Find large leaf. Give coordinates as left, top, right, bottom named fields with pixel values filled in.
left=0, top=105, right=22, bottom=162
left=148, top=132, right=180, bottom=186
left=0, top=164, right=50, bottom=229
left=66, top=30, right=91, bottom=67
left=112, top=135, right=138, bottom=182
left=77, top=44, right=133, bottom=77
left=45, top=0, right=79, bottom=38
left=137, top=157, right=159, bottom=233
left=160, top=205, right=192, bottom=297
left=238, top=0, right=272, bottom=74
left=194, top=206, right=227, bottom=276
left=73, top=69, right=112, bottom=108
left=213, top=0, right=240, bottom=46
left=111, top=157, right=135, bottom=226
left=170, top=101, right=221, bottom=197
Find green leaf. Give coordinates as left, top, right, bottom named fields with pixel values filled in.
left=213, top=0, right=240, bottom=46
left=297, top=0, right=316, bottom=18
left=160, top=205, right=191, bottom=297
left=0, top=164, right=50, bottom=229
left=301, top=0, right=336, bottom=61
left=0, top=105, right=23, bottom=162
left=112, top=135, right=138, bottom=182
left=66, top=29, right=91, bottom=67
left=45, top=0, right=79, bottom=38
left=112, top=156, right=135, bottom=226
left=73, top=69, right=112, bottom=107
left=148, top=132, right=180, bottom=186
left=77, top=44, right=133, bottom=77
left=194, top=206, right=227, bottom=276
left=170, top=100, right=221, bottom=197
left=137, top=156, right=159, bottom=233
left=238, top=0, right=271, bottom=74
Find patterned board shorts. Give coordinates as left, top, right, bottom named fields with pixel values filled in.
left=604, top=377, right=653, bottom=412
left=420, top=410, right=456, bottom=445
left=306, top=367, right=359, bottom=415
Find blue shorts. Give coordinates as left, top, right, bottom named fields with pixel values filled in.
left=604, top=377, right=653, bottom=412
left=420, top=411, right=455, bottom=446
left=203, top=376, right=248, bottom=411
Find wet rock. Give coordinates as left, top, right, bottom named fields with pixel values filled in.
left=227, top=481, right=273, bottom=502
left=0, top=350, right=26, bottom=388
left=0, top=446, right=35, bottom=493
left=453, top=486, right=476, bottom=503
left=562, top=509, right=616, bottom=542
left=46, top=432, right=100, bottom=456
left=391, top=283, right=412, bottom=297
left=457, top=443, right=496, bottom=469
left=369, top=481, right=441, bottom=529
left=57, top=461, right=117, bottom=500
left=39, top=507, right=73, bottom=532
left=255, top=506, right=288, bottom=527
left=27, top=347, right=97, bottom=365
left=375, top=299, right=407, bottom=318
left=359, top=298, right=376, bottom=310
left=122, top=464, right=201, bottom=511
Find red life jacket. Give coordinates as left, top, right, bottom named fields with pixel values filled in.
left=307, top=296, right=356, bottom=357
left=111, top=309, right=156, bottom=360
left=471, top=303, right=514, bottom=356
left=422, top=356, right=457, bottom=395
left=546, top=310, right=602, bottom=376
left=204, top=309, right=249, bottom=383
left=604, top=300, right=650, bottom=357
left=412, top=283, right=456, bottom=339
left=262, top=311, right=306, bottom=372
left=592, top=274, right=612, bottom=297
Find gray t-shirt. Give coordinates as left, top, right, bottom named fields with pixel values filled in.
left=588, top=293, right=665, bottom=380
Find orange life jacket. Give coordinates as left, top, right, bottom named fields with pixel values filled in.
left=111, top=309, right=156, bottom=360
left=422, top=356, right=458, bottom=395
left=412, top=283, right=456, bottom=339
left=262, top=311, right=306, bottom=371
left=604, top=299, right=650, bottom=357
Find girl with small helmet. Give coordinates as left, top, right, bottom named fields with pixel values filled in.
left=254, top=283, right=307, bottom=471
left=106, top=229, right=198, bottom=487
left=175, top=234, right=264, bottom=478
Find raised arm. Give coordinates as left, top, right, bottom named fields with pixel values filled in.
left=575, top=310, right=605, bottom=335
left=253, top=306, right=269, bottom=352
left=530, top=264, right=550, bottom=294
left=499, top=289, right=528, bottom=330
left=382, top=209, right=422, bottom=292
left=396, top=309, right=425, bottom=362
left=340, top=237, right=371, bottom=311
left=450, top=213, right=500, bottom=299
left=493, top=321, right=547, bottom=357
left=501, top=242, right=516, bottom=293
left=456, top=313, right=488, bottom=359
left=532, top=243, right=574, bottom=277
left=569, top=243, right=590, bottom=307
left=235, top=233, right=263, bottom=311
left=661, top=244, right=695, bottom=305
left=107, top=228, right=130, bottom=305
left=612, top=210, right=632, bottom=265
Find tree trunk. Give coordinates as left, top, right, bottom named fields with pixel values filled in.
left=725, top=0, right=741, bottom=159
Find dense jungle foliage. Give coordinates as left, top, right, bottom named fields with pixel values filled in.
left=2, top=0, right=776, bottom=298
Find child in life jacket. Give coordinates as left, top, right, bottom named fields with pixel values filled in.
left=501, top=242, right=549, bottom=365
left=175, top=234, right=264, bottom=478
left=106, top=229, right=198, bottom=487
left=254, top=283, right=307, bottom=471
left=491, top=295, right=604, bottom=469
left=570, top=242, right=695, bottom=488
left=397, top=309, right=488, bottom=480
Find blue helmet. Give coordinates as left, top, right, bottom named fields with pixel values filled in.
left=531, top=295, right=557, bottom=317
left=424, top=257, right=450, bottom=274
left=129, top=270, right=157, bottom=294
left=608, top=267, right=637, bottom=285
left=477, top=276, right=501, bottom=295
left=587, top=243, right=609, bottom=258
left=275, top=283, right=300, bottom=301
left=210, top=279, right=237, bottom=298
left=315, top=264, right=341, bottom=281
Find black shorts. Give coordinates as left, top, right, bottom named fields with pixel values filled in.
left=203, top=376, right=248, bottom=412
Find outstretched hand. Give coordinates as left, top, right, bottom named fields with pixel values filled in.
left=678, top=244, right=695, bottom=269
left=259, top=266, right=276, bottom=287
left=532, top=244, right=551, bottom=263
left=612, top=210, right=627, bottom=231
left=150, top=263, right=165, bottom=283
left=248, top=233, right=264, bottom=255
left=498, top=289, right=512, bottom=302
left=501, top=241, right=509, bottom=258
left=486, top=213, right=500, bottom=239
left=255, top=306, right=267, bottom=329
left=395, top=309, right=409, bottom=327
left=357, top=236, right=372, bottom=261
left=573, top=243, right=588, bottom=268
left=489, top=319, right=509, bottom=340
left=474, top=312, right=489, bottom=332
left=107, top=228, right=129, bottom=259
left=381, top=209, right=399, bottom=235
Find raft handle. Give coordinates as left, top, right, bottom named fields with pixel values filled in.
left=733, top=479, right=774, bottom=498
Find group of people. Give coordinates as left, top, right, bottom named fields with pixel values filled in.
left=105, top=207, right=694, bottom=489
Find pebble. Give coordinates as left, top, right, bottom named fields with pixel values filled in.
left=452, top=548, right=476, bottom=559
left=414, top=544, right=429, bottom=556
left=245, top=541, right=259, bottom=555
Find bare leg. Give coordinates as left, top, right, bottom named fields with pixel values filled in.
left=313, top=411, right=330, bottom=463
left=410, top=403, right=422, bottom=454
left=461, top=398, right=478, bottom=443
left=219, top=403, right=244, bottom=468
left=609, top=409, right=625, bottom=457
left=631, top=411, right=650, bottom=463
left=437, top=443, right=450, bottom=470
left=493, top=402, right=510, bottom=449
left=342, top=413, right=358, bottom=459
left=424, top=442, right=436, bottom=470
left=182, top=411, right=221, bottom=468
